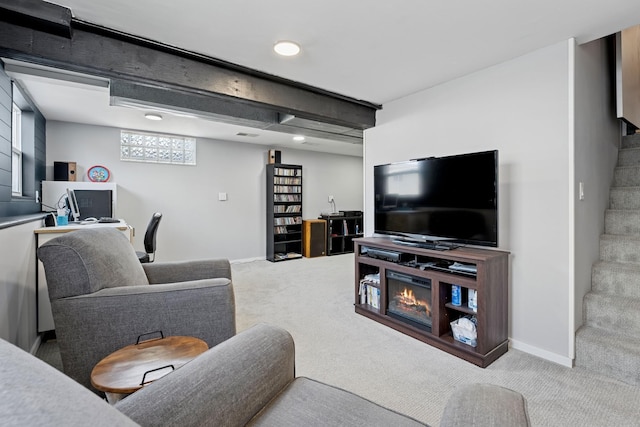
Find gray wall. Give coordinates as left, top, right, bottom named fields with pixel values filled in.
left=0, top=62, right=46, bottom=352
left=0, top=219, right=40, bottom=351
left=364, top=38, right=618, bottom=366
left=46, top=121, right=363, bottom=262
left=573, top=38, right=620, bottom=350
left=0, top=64, right=46, bottom=217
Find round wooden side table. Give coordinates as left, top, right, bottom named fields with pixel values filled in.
left=90, top=335, right=208, bottom=404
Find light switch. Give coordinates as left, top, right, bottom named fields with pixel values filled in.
left=579, top=182, right=584, bottom=201
left=218, top=192, right=228, bottom=201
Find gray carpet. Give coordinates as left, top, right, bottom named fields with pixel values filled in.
left=232, top=255, right=640, bottom=427
left=575, top=133, right=640, bottom=386
left=38, top=254, right=640, bottom=426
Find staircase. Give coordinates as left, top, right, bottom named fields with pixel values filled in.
left=575, top=133, right=640, bottom=386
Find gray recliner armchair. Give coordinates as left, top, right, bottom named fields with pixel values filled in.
left=36, top=227, right=236, bottom=394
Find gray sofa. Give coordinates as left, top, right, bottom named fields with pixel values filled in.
left=36, top=227, right=236, bottom=393
left=1, top=323, right=530, bottom=426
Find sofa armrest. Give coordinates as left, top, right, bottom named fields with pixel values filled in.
left=52, top=278, right=235, bottom=393
left=142, top=259, right=231, bottom=284
left=116, top=323, right=295, bottom=427
left=0, top=338, right=138, bottom=427
left=439, top=383, right=530, bottom=427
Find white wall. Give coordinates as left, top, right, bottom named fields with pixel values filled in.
left=46, top=122, right=363, bottom=262
left=0, top=219, right=40, bottom=351
left=573, top=38, right=620, bottom=347
left=365, top=40, right=575, bottom=364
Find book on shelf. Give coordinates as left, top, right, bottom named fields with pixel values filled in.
left=358, top=278, right=380, bottom=308
left=274, top=167, right=301, bottom=177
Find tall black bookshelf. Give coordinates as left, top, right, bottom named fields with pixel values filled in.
left=266, top=164, right=303, bottom=262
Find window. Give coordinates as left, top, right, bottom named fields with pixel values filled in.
left=120, top=130, right=196, bottom=165
left=11, top=102, right=22, bottom=196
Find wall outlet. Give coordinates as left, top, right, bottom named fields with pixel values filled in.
left=328, top=195, right=334, bottom=203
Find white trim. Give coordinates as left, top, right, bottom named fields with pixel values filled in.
left=510, top=338, right=574, bottom=368
left=567, top=38, right=577, bottom=360
left=230, top=257, right=265, bottom=264
left=29, top=334, right=43, bottom=356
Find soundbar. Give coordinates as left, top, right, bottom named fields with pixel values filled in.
left=362, top=247, right=408, bottom=263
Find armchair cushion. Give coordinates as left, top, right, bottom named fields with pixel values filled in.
left=37, top=228, right=148, bottom=300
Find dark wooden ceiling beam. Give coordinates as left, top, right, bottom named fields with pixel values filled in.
left=0, top=1, right=379, bottom=132
left=0, top=0, right=72, bottom=38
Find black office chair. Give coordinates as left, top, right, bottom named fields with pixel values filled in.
left=136, top=212, right=162, bottom=263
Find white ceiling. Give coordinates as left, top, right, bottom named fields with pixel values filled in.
left=9, top=0, right=640, bottom=156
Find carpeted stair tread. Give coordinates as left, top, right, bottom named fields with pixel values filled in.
left=617, top=147, right=640, bottom=166
left=604, top=209, right=640, bottom=235
left=583, top=292, right=640, bottom=333
left=610, top=186, right=640, bottom=210
left=599, top=234, right=640, bottom=265
left=575, top=325, right=640, bottom=387
left=592, top=261, right=640, bottom=299
left=578, top=132, right=640, bottom=388
left=613, top=165, right=640, bottom=187
left=621, top=133, right=640, bottom=149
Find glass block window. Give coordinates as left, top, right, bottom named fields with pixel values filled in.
left=120, top=130, right=196, bottom=165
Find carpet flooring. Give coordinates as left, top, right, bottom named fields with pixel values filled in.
left=38, top=254, right=640, bottom=426
left=231, top=255, right=640, bottom=426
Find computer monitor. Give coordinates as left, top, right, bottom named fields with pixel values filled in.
left=74, top=190, right=113, bottom=219
left=66, top=188, right=81, bottom=222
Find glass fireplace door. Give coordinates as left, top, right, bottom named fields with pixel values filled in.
left=386, top=270, right=432, bottom=331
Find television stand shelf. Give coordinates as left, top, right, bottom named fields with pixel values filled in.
left=354, top=237, right=510, bottom=368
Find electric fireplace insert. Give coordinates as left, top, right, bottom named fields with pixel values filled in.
left=386, top=270, right=432, bottom=331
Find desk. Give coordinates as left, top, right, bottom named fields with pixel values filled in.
left=34, top=221, right=133, bottom=332
left=91, top=336, right=208, bottom=404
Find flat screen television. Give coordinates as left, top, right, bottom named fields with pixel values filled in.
left=374, top=150, right=498, bottom=249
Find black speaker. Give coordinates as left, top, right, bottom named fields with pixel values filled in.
left=44, top=212, right=57, bottom=227
left=268, top=149, right=281, bottom=164
left=303, top=220, right=326, bottom=257
left=54, top=161, right=77, bottom=181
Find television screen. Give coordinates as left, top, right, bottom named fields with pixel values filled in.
left=374, top=150, right=498, bottom=248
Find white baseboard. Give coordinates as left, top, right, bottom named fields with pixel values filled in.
left=230, top=257, right=265, bottom=264
left=29, top=334, right=43, bottom=356
left=510, top=338, right=574, bottom=367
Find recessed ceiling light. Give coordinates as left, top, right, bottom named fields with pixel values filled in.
left=274, top=40, right=301, bottom=56
left=145, top=113, right=163, bottom=121
left=293, top=135, right=305, bottom=142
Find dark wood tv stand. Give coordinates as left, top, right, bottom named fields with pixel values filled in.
left=354, top=237, right=509, bottom=367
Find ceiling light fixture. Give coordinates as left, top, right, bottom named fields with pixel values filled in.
left=293, top=135, right=305, bottom=142
left=144, top=113, right=163, bottom=121
left=274, top=40, right=301, bottom=56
